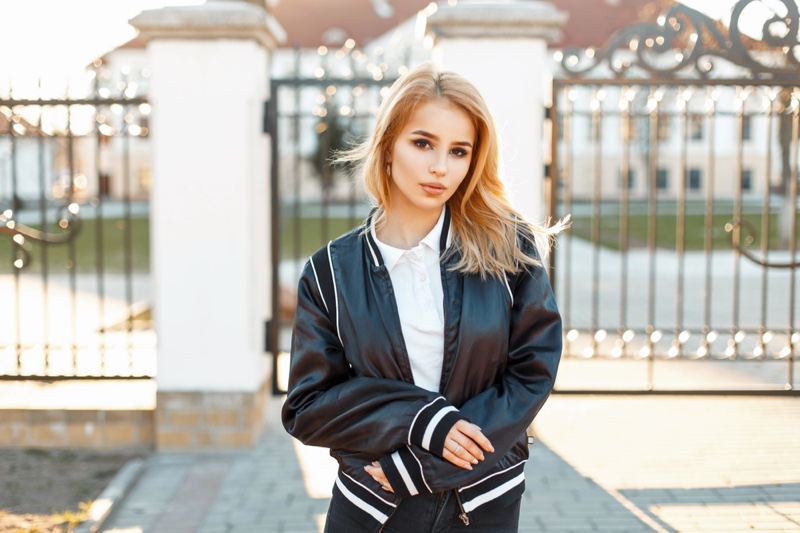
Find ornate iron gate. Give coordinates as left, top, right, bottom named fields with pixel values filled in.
left=548, top=0, right=799, bottom=393
left=266, top=48, right=400, bottom=394
left=0, top=65, right=154, bottom=380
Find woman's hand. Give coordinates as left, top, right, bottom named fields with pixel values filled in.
left=443, top=420, right=494, bottom=470
left=364, top=461, right=394, bottom=493
left=364, top=420, right=493, bottom=490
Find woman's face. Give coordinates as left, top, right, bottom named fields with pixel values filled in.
left=387, top=99, right=475, bottom=219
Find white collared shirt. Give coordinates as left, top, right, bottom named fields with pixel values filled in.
left=371, top=209, right=446, bottom=392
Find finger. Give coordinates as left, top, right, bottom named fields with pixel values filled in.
left=446, top=426, right=485, bottom=462
left=450, top=435, right=484, bottom=462
left=442, top=447, right=473, bottom=470
left=364, top=465, right=393, bottom=492
left=458, top=422, right=495, bottom=453
left=447, top=436, right=481, bottom=464
left=364, top=466, right=388, bottom=486
left=364, top=464, right=384, bottom=481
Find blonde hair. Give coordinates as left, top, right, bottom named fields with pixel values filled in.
left=339, top=62, right=564, bottom=279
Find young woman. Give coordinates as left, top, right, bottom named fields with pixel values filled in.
left=282, top=62, right=563, bottom=532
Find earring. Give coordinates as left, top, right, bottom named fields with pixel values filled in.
left=386, top=164, right=391, bottom=177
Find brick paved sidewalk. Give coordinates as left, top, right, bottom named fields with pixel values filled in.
left=101, top=393, right=800, bottom=533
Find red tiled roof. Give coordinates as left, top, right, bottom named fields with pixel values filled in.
left=269, top=0, right=432, bottom=47
left=268, top=0, right=672, bottom=49
left=122, top=0, right=737, bottom=53
left=114, top=35, right=148, bottom=50
left=550, top=0, right=660, bottom=48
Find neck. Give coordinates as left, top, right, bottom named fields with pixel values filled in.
left=376, top=206, right=443, bottom=250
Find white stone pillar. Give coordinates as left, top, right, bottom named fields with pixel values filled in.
left=427, top=0, right=567, bottom=222
left=131, top=1, right=285, bottom=450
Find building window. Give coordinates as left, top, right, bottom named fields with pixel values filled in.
left=688, top=114, right=704, bottom=140
left=687, top=168, right=702, bottom=190
left=741, top=169, right=752, bottom=191
left=656, top=168, right=669, bottom=189
left=741, top=115, right=752, bottom=141
left=620, top=169, right=635, bottom=189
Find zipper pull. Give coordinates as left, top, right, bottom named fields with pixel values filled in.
left=454, top=490, right=470, bottom=526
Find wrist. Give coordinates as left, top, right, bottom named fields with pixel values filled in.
left=409, top=397, right=463, bottom=456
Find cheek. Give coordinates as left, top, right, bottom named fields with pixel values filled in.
left=454, top=158, right=473, bottom=181
left=393, top=145, right=420, bottom=172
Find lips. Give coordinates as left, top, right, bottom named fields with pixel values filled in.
left=421, top=182, right=445, bottom=195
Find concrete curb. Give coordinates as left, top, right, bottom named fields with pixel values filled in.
left=74, top=457, right=146, bottom=533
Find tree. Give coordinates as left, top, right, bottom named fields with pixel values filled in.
left=312, top=102, right=358, bottom=192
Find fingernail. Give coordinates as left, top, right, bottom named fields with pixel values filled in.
left=472, top=459, right=478, bottom=465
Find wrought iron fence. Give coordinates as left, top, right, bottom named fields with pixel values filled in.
left=267, top=46, right=406, bottom=393
left=0, top=64, right=154, bottom=379
left=548, top=0, right=799, bottom=393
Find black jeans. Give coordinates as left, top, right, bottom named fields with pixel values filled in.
left=324, top=485, right=521, bottom=533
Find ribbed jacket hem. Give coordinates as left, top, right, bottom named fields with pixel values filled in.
left=380, top=445, right=430, bottom=498
left=334, top=471, right=398, bottom=525
left=458, top=460, right=527, bottom=523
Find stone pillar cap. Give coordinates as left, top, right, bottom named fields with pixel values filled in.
left=427, top=0, right=568, bottom=42
left=130, top=0, right=286, bottom=50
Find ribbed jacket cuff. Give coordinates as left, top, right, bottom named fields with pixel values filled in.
left=408, top=397, right=462, bottom=456
left=380, top=447, right=430, bottom=498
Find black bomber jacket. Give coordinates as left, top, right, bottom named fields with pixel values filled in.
left=281, top=207, right=562, bottom=530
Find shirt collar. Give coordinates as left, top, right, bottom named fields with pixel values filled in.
left=371, top=207, right=446, bottom=272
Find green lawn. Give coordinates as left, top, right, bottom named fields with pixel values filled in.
left=0, top=217, right=150, bottom=274
left=285, top=212, right=799, bottom=257
left=2, top=208, right=793, bottom=275
left=568, top=211, right=799, bottom=251
left=0, top=215, right=364, bottom=273
left=279, top=215, right=364, bottom=259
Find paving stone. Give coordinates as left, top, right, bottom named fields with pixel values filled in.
left=101, top=390, right=800, bottom=533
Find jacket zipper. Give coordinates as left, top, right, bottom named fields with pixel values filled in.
left=454, top=490, right=470, bottom=526
left=438, top=260, right=452, bottom=392
left=377, top=503, right=400, bottom=533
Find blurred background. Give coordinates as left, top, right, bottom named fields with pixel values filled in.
left=1, top=1, right=799, bottom=531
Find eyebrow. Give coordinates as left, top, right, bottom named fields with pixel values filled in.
left=411, top=129, right=473, bottom=148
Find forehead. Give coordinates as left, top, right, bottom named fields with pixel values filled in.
left=402, top=100, right=475, bottom=139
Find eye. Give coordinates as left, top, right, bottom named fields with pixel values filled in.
left=451, top=147, right=469, bottom=157
left=413, top=139, right=431, bottom=149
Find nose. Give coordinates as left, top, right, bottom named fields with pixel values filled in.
left=429, top=158, right=447, bottom=176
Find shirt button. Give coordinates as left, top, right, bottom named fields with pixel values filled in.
left=425, top=299, right=432, bottom=306
left=418, top=274, right=427, bottom=282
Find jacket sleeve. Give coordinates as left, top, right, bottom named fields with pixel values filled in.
left=281, top=260, right=464, bottom=457
left=380, top=256, right=562, bottom=496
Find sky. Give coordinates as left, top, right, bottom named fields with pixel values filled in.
left=0, top=0, right=795, bottom=86
left=0, top=0, right=202, bottom=85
